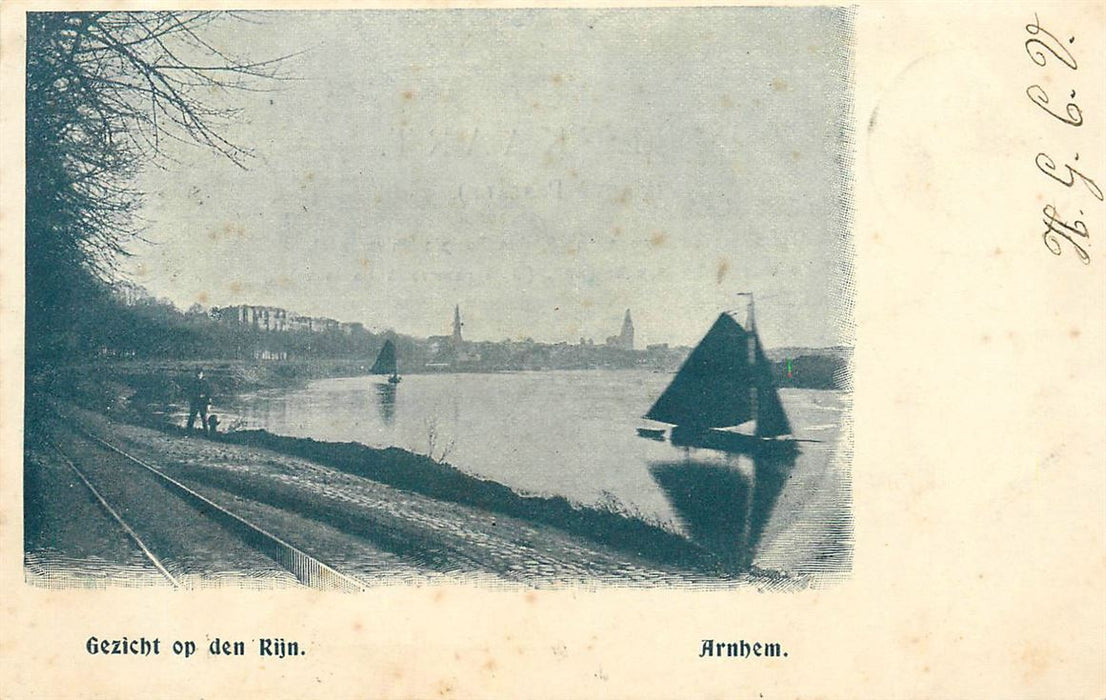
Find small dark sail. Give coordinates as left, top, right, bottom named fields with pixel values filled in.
left=645, top=313, right=754, bottom=428
left=754, top=336, right=791, bottom=437
left=370, top=340, right=397, bottom=375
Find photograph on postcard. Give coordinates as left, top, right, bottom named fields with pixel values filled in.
left=23, top=8, right=855, bottom=590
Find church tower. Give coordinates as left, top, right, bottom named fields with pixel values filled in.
left=452, top=304, right=464, bottom=345
left=619, top=309, right=634, bottom=350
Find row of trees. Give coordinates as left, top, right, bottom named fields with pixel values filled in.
left=26, top=12, right=288, bottom=370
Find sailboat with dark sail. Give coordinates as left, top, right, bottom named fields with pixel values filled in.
left=371, top=339, right=402, bottom=384
left=638, top=294, right=791, bottom=452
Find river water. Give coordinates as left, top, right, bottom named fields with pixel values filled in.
left=221, top=370, right=851, bottom=573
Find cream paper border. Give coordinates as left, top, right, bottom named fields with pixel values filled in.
left=2, top=2, right=1104, bottom=698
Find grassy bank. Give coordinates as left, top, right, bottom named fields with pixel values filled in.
left=212, top=428, right=725, bottom=573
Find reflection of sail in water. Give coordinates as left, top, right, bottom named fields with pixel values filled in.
left=373, top=383, right=396, bottom=426
left=643, top=295, right=791, bottom=444
left=649, top=448, right=795, bottom=570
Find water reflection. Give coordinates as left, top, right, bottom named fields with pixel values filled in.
left=373, top=382, right=397, bottom=426
left=649, top=440, right=797, bottom=571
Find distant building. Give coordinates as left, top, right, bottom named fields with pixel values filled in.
left=429, top=305, right=480, bottom=365
left=214, top=304, right=288, bottom=332
left=311, top=317, right=340, bottom=333
left=287, top=314, right=314, bottom=332
left=452, top=304, right=464, bottom=346
left=605, top=309, right=635, bottom=350
left=427, top=335, right=453, bottom=357
left=212, top=304, right=342, bottom=333
left=111, top=280, right=149, bottom=307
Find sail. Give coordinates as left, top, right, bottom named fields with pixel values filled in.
left=370, top=340, right=397, bottom=375
left=753, top=336, right=791, bottom=437
left=645, top=313, right=754, bottom=428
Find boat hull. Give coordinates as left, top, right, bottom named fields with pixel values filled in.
left=669, top=425, right=799, bottom=457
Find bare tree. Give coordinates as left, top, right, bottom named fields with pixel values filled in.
left=25, top=12, right=290, bottom=359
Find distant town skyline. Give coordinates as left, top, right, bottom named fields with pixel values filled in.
left=123, top=8, right=853, bottom=350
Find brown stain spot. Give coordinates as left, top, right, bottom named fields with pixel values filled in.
left=720, top=94, right=734, bottom=109
left=433, top=590, right=445, bottom=603
left=981, top=334, right=991, bottom=344
left=437, top=681, right=455, bottom=696
left=134, top=263, right=149, bottom=278
left=872, top=231, right=881, bottom=242
left=359, top=257, right=371, bottom=270
left=614, top=188, right=632, bottom=206
left=1019, top=644, right=1052, bottom=684
left=531, top=101, right=542, bottom=111
left=275, top=276, right=292, bottom=289
left=565, top=246, right=578, bottom=257
left=580, top=298, right=595, bottom=309
left=551, top=73, right=565, bottom=86
left=229, top=281, right=243, bottom=295
left=525, top=592, right=538, bottom=604
left=305, top=171, right=315, bottom=182
left=568, top=168, right=578, bottom=179
left=483, top=658, right=497, bottom=672
left=649, top=231, right=668, bottom=247
left=352, top=621, right=363, bottom=632
left=401, top=89, right=416, bottom=101
left=210, top=222, right=247, bottom=242
left=1069, top=327, right=1081, bottom=339
left=771, top=77, right=789, bottom=91
left=196, top=292, right=209, bottom=305
left=791, top=150, right=801, bottom=161
left=993, top=247, right=1003, bottom=256
left=611, top=226, right=623, bottom=237
left=716, top=258, right=730, bottom=284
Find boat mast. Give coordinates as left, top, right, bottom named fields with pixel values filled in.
left=737, top=293, right=757, bottom=425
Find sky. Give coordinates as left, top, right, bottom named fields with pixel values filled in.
left=126, top=8, right=853, bottom=349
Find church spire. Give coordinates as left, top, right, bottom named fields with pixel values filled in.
left=452, top=304, right=463, bottom=345
left=620, top=309, right=634, bottom=350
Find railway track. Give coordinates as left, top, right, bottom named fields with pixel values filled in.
left=44, top=419, right=364, bottom=592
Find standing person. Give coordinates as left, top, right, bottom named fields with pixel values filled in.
left=186, top=369, right=211, bottom=432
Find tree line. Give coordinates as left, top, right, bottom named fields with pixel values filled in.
left=25, top=12, right=288, bottom=372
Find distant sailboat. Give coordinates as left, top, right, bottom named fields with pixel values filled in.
left=371, top=339, right=402, bottom=384
left=639, top=294, right=791, bottom=451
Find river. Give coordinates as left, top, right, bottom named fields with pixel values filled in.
left=220, top=370, right=852, bottom=574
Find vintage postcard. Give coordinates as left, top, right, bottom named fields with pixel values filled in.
left=1, top=1, right=1103, bottom=698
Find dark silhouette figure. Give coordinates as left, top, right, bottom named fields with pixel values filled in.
left=206, top=413, right=220, bottom=436
left=186, top=369, right=211, bottom=431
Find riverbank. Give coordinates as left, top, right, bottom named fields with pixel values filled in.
left=25, top=363, right=844, bottom=587
left=31, top=404, right=805, bottom=587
